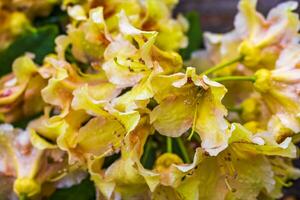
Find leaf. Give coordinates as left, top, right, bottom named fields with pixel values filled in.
left=49, top=178, right=96, bottom=200
left=12, top=112, right=43, bottom=129
left=65, top=45, right=90, bottom=72
left=141, top=136, right=157, bottom=169
left=102, top=153, right=121, bottom=169
left=0, top=25, right=59, bottom=76
left=179, top=11, right=203, bottom=60
left=34, top=5, right=68, bottom=30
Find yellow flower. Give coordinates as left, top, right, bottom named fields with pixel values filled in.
left=102, top=11, right=182, bottom=88
left=254, top=67, right=300, bottom=134
left=149, top=122, right=297, bottom=200
left=91, top=116, right=160, bottom=199
left=0, top=124, right=66, bottom=198
left=200, top=0, right=299, bottom=74
left=0, top=55, right=45, bottom=122
left=63, top=0, right=187, bottom=51
left=150, top=67, right=230, bottom=156
left=59, top=7, right=111, bottom=63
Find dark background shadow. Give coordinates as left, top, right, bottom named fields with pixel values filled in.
left=176, top=0, right=300, bottom=33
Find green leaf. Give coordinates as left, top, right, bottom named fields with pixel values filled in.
left=141, top=135, right=158, bottom=169
left=102, top=152, right=121, bottom=169
left=49, top=178, right=96, bottom=200
left=179, top=11, right=203, bottom=60
left=0, top=25, right=59, bottom=76
left=65, top=45, right=90, bottom=72
left=34, top=5, right=68, bottom=30
left=12, top=112, right=43, bottom=129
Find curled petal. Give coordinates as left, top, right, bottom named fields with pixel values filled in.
left=195, top=76, right=229, bottom=156
left=150, top=95, right=194, bottom=137
left=76, top=116, right=126, bottom=157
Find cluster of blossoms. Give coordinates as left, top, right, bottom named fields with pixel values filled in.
left=1, top=0, right=300, bottom=199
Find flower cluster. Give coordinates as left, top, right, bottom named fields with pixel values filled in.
left=0, top=0, right=300, bottom=199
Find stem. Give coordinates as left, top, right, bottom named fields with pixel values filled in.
left=166, top=137, right=172, bottom=153
left=175, top=138, right=191, bottom=163
left=228, top=107, right=242, bottom=113
left=201, top=55, right=244, bottom=76
left=274, top=177, right=293, bottom=187
left=192, top=134, right=201, bottom=143
left=141, top=138, right=152, bottom=166
left=212, top=75, right=256, bottom=83
left=19, top=194, right=28, bottom=200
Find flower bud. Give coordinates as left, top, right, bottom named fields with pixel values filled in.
left=9, top=12, right=31, bottom=35
left=154, top=153, right=183, bottom=172
left=13, top=178, right=41, bottom=197
left=241, top=98, right=260, bottom=122
left=254, top=69, right=272, bottom=93
left=238, top=41, right=261, bottom=68
left=243, top=121, right=260, bottom=133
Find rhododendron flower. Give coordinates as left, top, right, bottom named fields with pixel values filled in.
left=144, top=123, right=298, bottom=200
left=0, top=55, right=45, bottom=122
left=150, top=67, right=230, bottom=156
left=254, top=67, right=300, bottom=134
left=102, top=10, right=182, bottom=88
left=193, top=0, right=300, bottom=75
left=60, top=7, right=111, bottom=63
left=0, top=124, right=67, bottom=198
left=90, top=116, right=160, bottom=199
left=63, top=0, right=188, bottom=51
